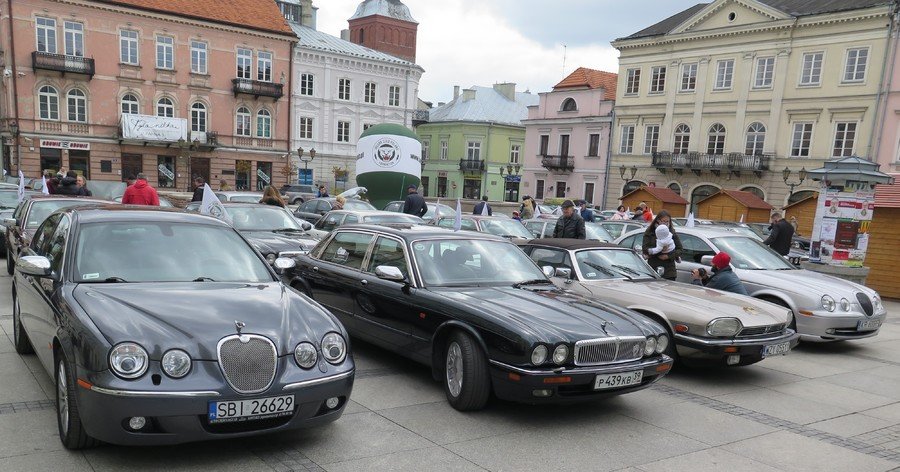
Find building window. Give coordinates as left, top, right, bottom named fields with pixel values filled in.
left=832, top=122, right=857, bottom=157
left=422, top=141, right=430, bottom=161
left=364, top=82, right=376, bottom=104
left=680, top=63, right=697, bottom=92
left=156, top=35, right=174, bottom=69
left=668, top=182, right=681, bottom=196
left=156, top=97, right=174, bottom=117
left=559, top=135, right=570, bottom=156
left=745, top=122, right=766, bottom=155
left=63, top=21, right=84, bottom=57
left=389, top=86, right=401, bottom=107
left=509, top=144, right=520, bottom=164
left=257, top=110, right=272, bottom=138
left=588, top=133, right=601, bottom=157
left=620, top=126, right=635, bottom=154
left=561, top=98, right=577, bottom=111
left=336, top=121, right=350, bottom=142
left=299, top=117, right=313, bottom=139
left=673, top=124, right=691, bottom=154
left=338, top=78, right=351, bottom=101
left=440, top=140, right=448, bottom=160
left=467, top=141, right=481, bottom=160
left=437, top=176, right=447, bottom=197
left=236, top=107, right=250, bottom=136
left=625, top=68, right=640, bottom=95
left=707, top=123, right=726, bottom=154
left=36, top=17, right=57, bottom=54
left=38, top=85, right=59, bottom=121
left=157, top=156, right=175, bottom=189
left=715, top=59, right=734, bottom=90
left=844, top=48, right=869, bottom=83
left=121, top=94, right=139, bottom=115
left=191, top=41, right=208, bottom=74
left=278, top=1, right=302, bottom=22
left=257, top=52, right=272, bottom=82
left=363, top=123, right=374, bottom=131
left=800, top=52, right=824, bottom=86
left=644, top=125, right=660, bottom=154
left=237, top=48, right=252, bottom=79
left=791, top=122, right=814, bottom=157
left=190, top=102, right=207, bottom=133
left=650, top=66, right=666, bottom=94
left=584, top=182, right=595, bottom=204
left=539, top=135, right=550, bottom=156
left=536, top=179, right=545, bottom=200
left=120, top=30, right=139, bottom=65
left=754, top=57, right=775, bottom=88
left=66, top=89, right=86, bottom=122
left=555, top=181, right=567, bottom=198
left=300, top=74, right=314, bottom=96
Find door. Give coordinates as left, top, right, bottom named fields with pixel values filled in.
left=354, top=236, right=418, bottom=348
left=303, top=231, right=374, bottom=328
left=121, top=153, right=142, bottom=181
left=191, top=157, right=211, bottom=186
left=68, top=150, right=90, bottom=178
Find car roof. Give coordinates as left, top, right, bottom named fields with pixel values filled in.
left=336, top=224, right=507, bottom=242
left=217, top=191, right=261, bottom=195
left=222, top=202, right=286, bottom=208
left=524, top=239, right=623, bottom=250
left=327, top=210, right=417, bottom=218
left=65, top=205, right=231, bottom=226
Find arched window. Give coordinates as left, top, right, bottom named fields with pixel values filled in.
left=121, top=93, right=139, bottom=115
left=673, top=124, right=691, bottom=154
left=622, top=180, right=645, bottom=197
left=707, top=123, right=726, bottom=155
left=38, top=85, right=59, bottom=120
left=745, top=122, right=766, bottom=156
left=788, top=190, right=816, bottom=206
left=190, top=102, right=207, bottom=133
left=66, top=89, right=87, bottom=123
left=741, top=186, right=765, bottom=201
left=691, top=184, right=720, bottom=213
left=256, top=109, right=271, bottom=138
left=561, top=98, right=577, bottom=112
left=156, top=97, right=174, bottom=118
left=236, top=107, right=251, bottom=137
left=668, top=182, right=682, bottom=196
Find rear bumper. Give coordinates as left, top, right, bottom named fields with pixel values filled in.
left=674, top=330, right=799, bottom=366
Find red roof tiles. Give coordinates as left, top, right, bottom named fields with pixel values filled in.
left=553, top=67, right=618, bottom=100
left=874, top=175, right=900, bottom=208
left=719, top=190, right=774, bottom=210
left=96, top=0, right=294, bottom=35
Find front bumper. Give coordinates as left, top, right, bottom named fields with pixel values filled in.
left=674, top=329, right=800, bottom=366
left=796, top=310, right=887, bottom=341
left=488, top=355, right=673, bottom=404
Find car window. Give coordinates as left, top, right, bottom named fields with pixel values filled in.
left=226, top=206, right=301, bottom=231
left=46, top=215, right=70, bottom=273
left=437, top=218, right=477, bottom=231
left=384, top=202, right=403, bottom=212
left=344, top=200, right=375, bottom=211
left=619, top=234, right=640, bottom=250
left=26, top=200, right=98, bottom=229
left=585, top=223, right=614, bottom=242
left=315, top=200, right=332, bottom=213
left=575, top=249, right=657, bottom=280
left=31, top=213, right=62, bottom=254
left=318, top=213, right=344, bottom=231
left=319, top=232, right=373, bottom=270
left=530, top=247, right=573, bottom=271
left=299, top=201, right=316, bottom=213
left=344, top=214, right=359, bottom=224
left=525, top=222, right=544, bottom=238
left=480, top=219, right=533, bottom=239
left=601, top=223, right=624, bottom=239
left=230, top=195, right=261, bottom=203
left=367, top=237, right=408, bottom=279
left=412, top=239, right=546, bottom=287
left=680, top=234, right=716, bottom=263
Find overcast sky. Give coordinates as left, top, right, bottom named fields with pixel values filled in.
left=315, top=0, right=700, bottom=103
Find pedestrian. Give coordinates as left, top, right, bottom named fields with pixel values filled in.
left=334, top=195, right=346, bottom=210
left=641, top=203, right=654, bottom=222
left=512, top=210, right=522, bottom=222
left=191, top=177, right=205, bottom=202
left=553, top=200, right=586, bottom=239
left=520, top=196, right=534, bottom=220
left=43, top=170, right=58, bottom=194
left=402, top=184, right=427, bottom=217
left=764, top=211, right=795, bottom=256
left=632, top=204, right=646, bottom=221
left=54, top=171, right=87, bottom=196
left=121, top=173, right=160, bottom=206
left=691, top=252, right=749, bottom=295
left=317, top=185, right=329, bottom=198
left=125, top=174, right=136, bottom=188
left=579, top=200, right=595, bottom=222
left=642, top=210, right=682, bottom=280
left=259, top=186, right=285, bottom=207
left=611, top=205, right=628, bottom=220
left=473, top=196, right=492, bottom=216
left=219, top=179, right=231, bottom=191
left=76, top=175, right=92, bottom=196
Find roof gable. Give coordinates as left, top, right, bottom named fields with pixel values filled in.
left=96, top=0, right=294, bottom=35
left=782, top=192, right=819, bottom=209
left=621, top=186, right=689, bottom=205
left=716, top=189, right=774, bottom=210
left=553, top=67, right=618, bottom=99
left=671, top=0, right=791, bottom=34
left=293, top=24, right=417, bottom=66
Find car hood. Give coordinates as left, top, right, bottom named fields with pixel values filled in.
left=241, top=230, right=319, bottom=254
left=736, top=267, right=875, bottom=299
left=72, top=282, right=342, bottom=359
left=431, top=286, right=663, bottom=343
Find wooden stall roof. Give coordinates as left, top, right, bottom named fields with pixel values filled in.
left=714, top=189, right=774, bottom=210
left=782, top=193, right=819, bottom=210
left=874, top=175, right=900, bottom=208
left=621, top=186, right=689, bottom=205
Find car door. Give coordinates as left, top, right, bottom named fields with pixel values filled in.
left=676, top=233, right=717, bottom=283
left=317, top=213, right=345, bottom=232
left=302, top=231, right=374, bottom=329
left=8, top=201, right=30, bottom=259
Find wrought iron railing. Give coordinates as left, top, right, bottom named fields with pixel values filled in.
left=232, top=78, right=284, bottom=99
left=651, top=151, right=772, bottom=173
left=459, top=159, right=485, bottom=172
left=32, top=51, right=95, bottom=77
left=541, top=155, right=574, bottom=171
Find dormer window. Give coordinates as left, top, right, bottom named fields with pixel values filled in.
left=278, top=1, right=302, bottom=23
left=561, top=98, right=577, bottom=112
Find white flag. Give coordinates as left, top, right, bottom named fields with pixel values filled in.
left=739, top=214, right=744, bottom=223
left=453, top=199, right=462, bottom=231
left=534, top=202, right=541, bottom=216
left=199, top=184, right=232, bottom=224
left=17, top=171, right=25, bottom=202
left=480, top=200, right=489, bottom=216
left=433, top=199, right=441, bottom=220
left=686, top=212, right=695, bottom=228
left=41, top=176, right=50, bottom=195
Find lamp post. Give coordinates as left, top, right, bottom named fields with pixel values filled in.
left=297, top=147, right=316, bottom=185
left=783, top=167, right=808, bottom=195
left=619, top=164, right=638, bottom=182
left=499, top=163, right=522, bottom=202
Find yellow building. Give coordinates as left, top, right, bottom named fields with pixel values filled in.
left=607, top=0, right=894, bottom=215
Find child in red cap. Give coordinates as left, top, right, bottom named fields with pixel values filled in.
left=691, top=251, right=748, bottom=295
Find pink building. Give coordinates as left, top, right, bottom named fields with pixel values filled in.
left=0, top=0, right=295, bottom=191
left=522, top=68, right=617, bottom=207
left=876, top=32, right=900, bottom=176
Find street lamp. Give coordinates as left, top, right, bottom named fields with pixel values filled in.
left=499, top=164, right=522, bottom=202
left=783, top=167, right=808, bottom=195
left=619, top=165, right=637, bottom=181
left=176, top=137, right=192, bottom=191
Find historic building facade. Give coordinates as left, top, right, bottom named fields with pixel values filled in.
left=0, top=0, right=295, bottom=190
left=608, top=0, right=893, bottom=215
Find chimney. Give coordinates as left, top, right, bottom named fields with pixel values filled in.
left=437, top=102, right=446, bottom=107
left=453, top=86, right=460, bottom=100
left=462, top=88, right=476, bottom=101
left=493, top=83, right=516, bottom=101
left=340, top=29, right=350, bottom=41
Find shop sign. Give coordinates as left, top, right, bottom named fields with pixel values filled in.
left=121, top=114, right=187, bottom=142
left=39, top=139, right=90, bottom=150
left=158, top=164, right=175, bottom=180
left=256, top=168, right=271, bottom=184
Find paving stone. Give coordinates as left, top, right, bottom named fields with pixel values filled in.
left=811, top=414, right=896, bottom=438
left=324, top=446, right=483, bottom=472
left=636, top=447, right=783, bottom=472
left=722, top=430, right=897, bottom=472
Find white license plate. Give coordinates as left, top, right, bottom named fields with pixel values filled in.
left=594, top=370, right=643, bottom=390
left=762, top=342, right=791, bottom=358
left=208, top=395, right=294, bottom=424
left=858, top=319, right=883, bottom=331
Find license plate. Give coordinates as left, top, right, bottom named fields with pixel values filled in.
left=762, top=342, right=791, bottom=358
left=208, top=395, right=294, bottom=424
left=594, top=370, right=643, bottom=390
left=857, top=319, right=883, bottom=331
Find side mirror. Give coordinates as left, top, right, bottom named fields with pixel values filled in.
left=375, top=265, right=405, bottom=282
left=300, top=221, right=313, bottom=231
left=542, top=266, right=555, bottom=278
left=273, top=257, right=296, bottom=270
left=17, top=255, right=51, bottom=277
left=555, top=268, right=573, bottom=280
left=3, top=217, right=16, bottom=227
left=700, top=255, right=715, bottom=266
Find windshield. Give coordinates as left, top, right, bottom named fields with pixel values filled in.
left=345, top=200, right=376, bottom=211
left=711, top=236, right=795, bottom=270
left=229, top=195, right=261, bottom=203
left=479, top=219, right=533, bottom=239
left=27, top=200, right=101, bottom=229
left=575, top=249, right=658, bottom=280
left=724, top=226, right=763, bottom=241
left=585, top=223, right=614, bottom=242
left=225, top=206, right=301, bottom=231
left=424, top=204, right=456, bottom=219
left=412, top=239, right=546, bottom=287
left=0, top=191, right=23, bottom=209
left=74, top=222, right=272, bottom=283
left=363, top=214, right=423, bottom=225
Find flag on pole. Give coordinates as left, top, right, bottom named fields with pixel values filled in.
left=480, top=200, right=489, bottom=216
left=739, top=214, right=744, bottom=223
left=534, top=202, right=541, bottom=216
left=41, top=176, right=50, bottom=195
left=433, top=199, right=441, bottom=221
left=17, top=171, right=25, bottom=202
left=686, top=212, right=695, bottom=228
left=453, top=199, right=462, bottom=231
left=199, top=184, right=232, bottom=224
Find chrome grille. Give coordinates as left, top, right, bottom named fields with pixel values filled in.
left=856, top=293, right=874, bottom=316
left=574, top=336, right=646, bottom=366
left=738, top=323, right=786, bottom=337
left=217, top=335, right=277, bottom=394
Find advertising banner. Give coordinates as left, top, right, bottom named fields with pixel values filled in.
left=121, top=114, right=188, bottom=142
left=809, top=186, right=875, bottom=267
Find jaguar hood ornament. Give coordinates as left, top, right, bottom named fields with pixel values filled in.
left=235, top=320, right=246, bottom=335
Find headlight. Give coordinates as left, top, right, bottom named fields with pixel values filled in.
left=320, top=333, right=347, bottom=364
left=873, top=295, right=885, bottom=313
left=109, top=343, right=149, bottom=379
left=840, top=298, right=851, bottom=312
left=706, top=318, right=743, bottom=337
left=531, top=345, right=548, bottom=366
left=161, top=349, right=191, bottom=378
left=266, top=253, right=277, bottom=265
left=644, top=337, right=657, bottom=356
left=294, top=342, right=318, bottom=369
left=552, top=344, right=568, bottom=365
left=821, top=295, right=836, bottom=312
left=656, top=334, right=669, bottom=354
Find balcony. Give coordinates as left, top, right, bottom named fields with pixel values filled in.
left=541, top=155, right=574, bottom=172
left=190, top=131, right=219, bottom=151
left=32, top=51, right=94, bottom=78
left=459, top=159, right=485, bottom=173
left=413, top=109, right=430, bottom=125
left=232, top=78, right=283, bottom=100
left=652, top=152, right=772, bottom=177
left=235, top=136, right=274, bottom=148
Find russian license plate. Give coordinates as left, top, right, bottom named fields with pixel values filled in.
left=762, top=342, right=791, bottom=358
left=858, top=319, right=883, bottom=331
left=594, top=370, right=643, bottom=390
left=208, top=395, right=294, bottom=424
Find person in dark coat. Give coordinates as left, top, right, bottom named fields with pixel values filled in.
left=473, top=196, right=492, bottom=216
left=402, top=185, right=427, bottom=217
left=553, top=200, right=586, bottom=239
left=43, top=171, right=58, bottom=194
left=642, top=210, right=683, bottom=280
left=191, top=177, right=205, bottom=202
left=54, top=171, right=87, bottom=196
left=317, top=185, right=329, bottom=198
left=579, top=200, right=595, bottom=222
left=691, top=252, right=749, bottom=295
left=764, top=212, right=795, bottom=256
left=76, top=175, right=92, bottom=196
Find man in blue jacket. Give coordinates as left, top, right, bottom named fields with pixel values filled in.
left=691, top=252, right=748, bottom=295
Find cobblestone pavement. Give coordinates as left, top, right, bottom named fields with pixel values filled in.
left=0, top=270, right=897, bottom=471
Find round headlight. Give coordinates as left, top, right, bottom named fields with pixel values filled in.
left=840, top=298, right=851, bottom=312
left=320, top=333, right=347, bottom=364
left=656, top=334, right=669, bottom=354
left=266, top=253, right=277, bottom=265
left=821, top=295, right=836, bottom=312
left=161, top=349, right=191, bottom=378
left=552, top=345, right=568, bottom=365
left=109, top=343, right=149, bottom=379
left=294, top=342, right=318, bottom=369
left=644, top=337, right=657, bottom=356
left=707, top=318, right=743, bottom=337
left=531, top=345, right=548, bottom=366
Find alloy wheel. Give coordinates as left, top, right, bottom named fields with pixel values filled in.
left=446, top=341, right=463, bottom=398
left=57, top=360, right=69, bottom=436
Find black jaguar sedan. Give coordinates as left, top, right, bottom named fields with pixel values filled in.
left=12, top=206, right=354, bottom=448
left=283, top=225, right=673, bottom=411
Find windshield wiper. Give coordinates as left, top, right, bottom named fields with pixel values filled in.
left=193, top=277, right=216, bottom=282
left=272, top=228, right=305, bottom=233
left=513, top=279, right=551, bottom=288
left=90, top=276, right=129, bottom=283
left=583, top=262, right=619, bottom=279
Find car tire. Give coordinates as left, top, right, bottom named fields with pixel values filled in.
left=763, top=297, right=797, bottom=332
left=12, top=291, right=33, bottom=355
left=56, top=350, right=99, bottom=450
left=443, top=331, right=490, bottom=411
